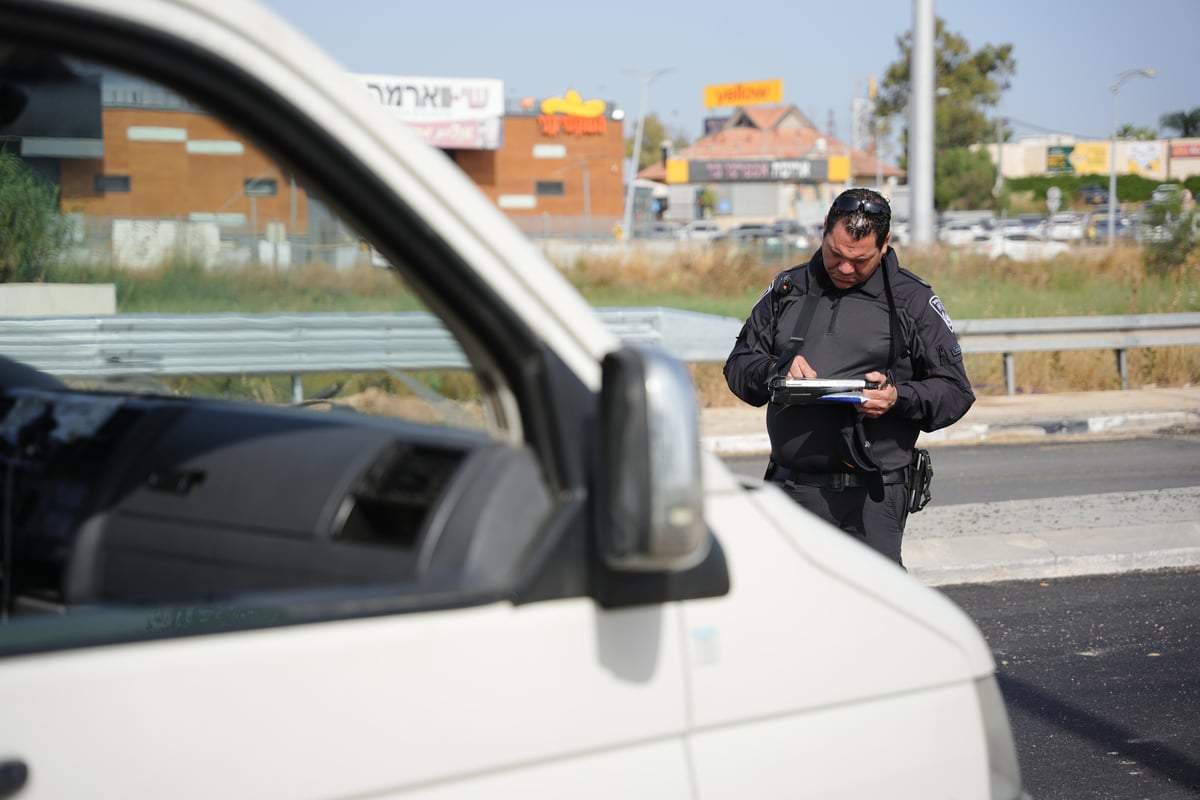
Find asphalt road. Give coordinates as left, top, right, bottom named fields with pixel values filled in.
left=720, top=433, right=1200, bottom=505
left=943, top=569, right=1200, bottom=800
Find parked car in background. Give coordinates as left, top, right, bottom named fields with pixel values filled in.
left=713, top=225, right=815, bottom=261
left=1016, top=214, right=1048, bottom=237
left=937, top=219, right=984, bottom=245
left=1076, top=183, right=1109, bottom=206
left=1045, top=212, right=1087, bottom=242
left=973, top=229, right=1071, bottom=261
left=677, top=219, right=721, bottom=241
left=1089, top=213, right=1137, bottom=243
left=644, top=221, right=683, bottom=239
left=713, top=224, right=776, bottom=245
left=772, top=219, right=816, bottom=250
left=1151, top=184, right=1182, bottom=206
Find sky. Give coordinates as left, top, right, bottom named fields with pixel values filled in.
left=261, top=0, right=1197, bottom=160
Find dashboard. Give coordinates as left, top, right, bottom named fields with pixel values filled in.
left=0, top=370, right=552, bottom=614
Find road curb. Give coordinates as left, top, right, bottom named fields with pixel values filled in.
left=907, top=522, right=1200, bottom=587
left=701, top=411, right=1200, bottom=456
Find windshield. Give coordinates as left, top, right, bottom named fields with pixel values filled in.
left=0, top=50, right=484, bottom=430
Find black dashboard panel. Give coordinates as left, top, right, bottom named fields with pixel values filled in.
left=0, top=387, right=551, bottom=610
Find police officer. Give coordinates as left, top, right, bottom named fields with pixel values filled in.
left=723, top=188, right=974, bottom=565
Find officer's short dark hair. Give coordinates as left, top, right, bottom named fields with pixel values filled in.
left=824, top=188, right=891, bottom=248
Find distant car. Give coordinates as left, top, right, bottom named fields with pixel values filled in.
left=1076, top=184, right=1109, bottom=205
left=992, top=217, right=1028, bottom=236
left=713, top=225, right=813, bottom=259
left=1045, top=212, right=1086, bottom=242
left=1088, top=214, right=1136, bottom=243
left=714, top=224, right=776, bottom=244
left=1151, top=184, right=1182, bottom=206
left=973, top=230, right=1070, bottom=261
left=643, top=221, right=683, bottom=239
left=771, top=219, right=816, bottom=250
left=1016, top=214, right=1047, bottom=237
left=678, top=219, right=721, bottom=240
left=1138, top=218, right=1176, bottom=243
left=937, top=220, right=983, bottom=245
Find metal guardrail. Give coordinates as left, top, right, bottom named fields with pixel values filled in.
left=955, top=313, right=1200, bottom=394
left=1, top=310, right=1197, bottom=398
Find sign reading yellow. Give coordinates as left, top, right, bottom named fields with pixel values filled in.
left=704, top=79, right=783, bottom=109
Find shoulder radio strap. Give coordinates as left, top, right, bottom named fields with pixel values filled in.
left=879, top=258, right=904, bottom=370
left=773, top=278, right=823, bottom=377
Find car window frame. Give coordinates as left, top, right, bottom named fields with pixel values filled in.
left=0, top=0, right=599, bottom=654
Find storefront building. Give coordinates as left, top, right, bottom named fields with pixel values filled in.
left=638, top=103, right=904, bottom=228
left=450, top=90, right=626, bottom=240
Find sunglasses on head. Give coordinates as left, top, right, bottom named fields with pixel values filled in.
left=830, top=195, right=889, bottom=216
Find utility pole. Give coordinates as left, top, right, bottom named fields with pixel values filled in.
left=908, top=0, right=935, bottom=245
left=1108, top=68, right=1156, bottom=247
left=621, top=68, right=673, bottom=243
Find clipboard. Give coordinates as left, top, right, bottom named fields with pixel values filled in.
left=768, top=376, right=879, bottom=406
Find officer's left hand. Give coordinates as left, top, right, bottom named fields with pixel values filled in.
left=858, top=370, right=897, bottom=418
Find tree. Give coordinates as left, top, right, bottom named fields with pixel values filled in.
left=875, top=17, right=1016, bottom=168
left=1117, top=123, right=1156, bottom=141
left=1160, top=108, right=1200, bottom=138
left=0, top=150, right=66, bottom=282
left=934, top=148, right=997, bottom=211
left=625, top=112, right=689, bottom=172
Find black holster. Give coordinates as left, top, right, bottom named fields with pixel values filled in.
left=906, top=448, right=934, bottom=513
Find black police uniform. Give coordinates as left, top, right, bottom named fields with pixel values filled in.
left=723, top=246, right=974, bottom=564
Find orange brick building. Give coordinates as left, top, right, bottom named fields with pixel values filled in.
left=451, top=99, right=627, bottom=238
left=48, top=85, right=627, bottom=242
left=58, top=99, right=307, bottom=235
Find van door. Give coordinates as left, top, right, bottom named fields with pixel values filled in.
left=3, top=599, right=693, bottom=798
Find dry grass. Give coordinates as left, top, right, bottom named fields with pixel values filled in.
left=556, top=243, right=1200, bottom=407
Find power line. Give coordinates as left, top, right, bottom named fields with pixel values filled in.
left=1001, top=115, right=1104, bottom=141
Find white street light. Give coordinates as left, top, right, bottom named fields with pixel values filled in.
left=620, top=68, right=672, bottom=243
left=1108, top=67, right=1156, bottom=247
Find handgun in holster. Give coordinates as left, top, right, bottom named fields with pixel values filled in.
left=906, top=448, right=934, bottom=513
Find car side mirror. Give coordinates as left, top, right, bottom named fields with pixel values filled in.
left=596, top=345, right=708, bottom=572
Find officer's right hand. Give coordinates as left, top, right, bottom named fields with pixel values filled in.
left=785, top=355, right=818, bottom=379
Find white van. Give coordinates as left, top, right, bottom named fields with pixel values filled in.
left=0, top=2, right=1025, bottom=798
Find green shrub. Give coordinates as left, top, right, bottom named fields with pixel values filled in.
left=0, top=150, right=67, bottom=282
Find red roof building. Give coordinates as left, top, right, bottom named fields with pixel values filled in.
left=637, top=104, right=904, bottom=227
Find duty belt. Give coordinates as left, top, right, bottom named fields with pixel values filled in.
left=771, top=466, right=908, bottom=491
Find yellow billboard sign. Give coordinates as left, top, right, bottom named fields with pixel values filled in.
left=1068, top=142, right=1109, bottom=175
left=704, top=79, right=783, bottom=109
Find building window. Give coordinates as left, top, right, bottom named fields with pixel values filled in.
left=95, top=175, right=130, bottom=193
left=535, top=180, right=564, bottom=197
left=244, top=178, right=278, bottom=196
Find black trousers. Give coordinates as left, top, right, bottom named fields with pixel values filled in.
left=776, top=481, right=910, bottom=566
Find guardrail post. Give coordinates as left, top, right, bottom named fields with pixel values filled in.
left=291, top=375, right=304, bottom=404
left=1115, top=348, right=1128, bottom=390
left=1004, top=352, right=1016, bottom=396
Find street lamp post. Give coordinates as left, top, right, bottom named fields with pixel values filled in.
left=620, top=68, right=672, bottom=243
left=1108, top=67, right=1156, bottom=247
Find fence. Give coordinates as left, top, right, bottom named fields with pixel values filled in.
left=1, top=309, right=1198, bottom=398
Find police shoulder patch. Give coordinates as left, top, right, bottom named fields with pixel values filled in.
left=898, top=267, right=931, bottom=287
left=929, top=295, right=955, bottom=334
